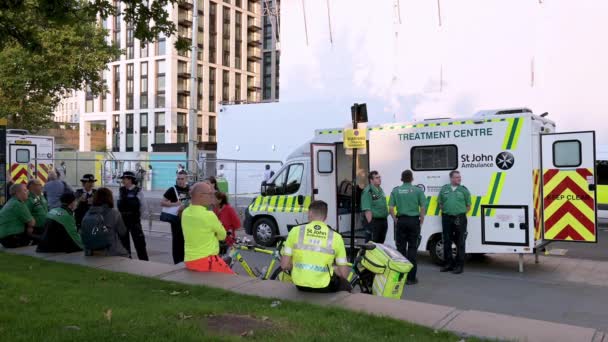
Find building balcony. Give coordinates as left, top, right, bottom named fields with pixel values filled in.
left=178, top=0, right=193, bottom=10
left=247, top=34, right=261, bottom=46
left=177, top=89, right=191, bottom=95
left=178, top=70, right=191, bottom=78
left=247, top=18, right=262, bottom=31
left=247, top=47, right=261, bottom=60
left=178, top=15, right=193, bottom=26
left=247, top=82, right=261, bottom=91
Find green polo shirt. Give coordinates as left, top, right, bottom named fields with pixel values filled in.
left=0, top=198, right=34, bottom=239
left=439, top=184, right=471, bottom=215
left=388, top=183, right=426, bottom=216
left=361, top=185, right=389, bottom=219
left=26, top=193, right=48, bottom=228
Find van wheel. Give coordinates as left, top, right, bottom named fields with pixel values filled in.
left=253, top=218, right=277, bottom=247
left=429, top=235, right=456, bottom=266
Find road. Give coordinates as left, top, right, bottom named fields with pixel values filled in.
left=141, top=221, right=608, bottom=332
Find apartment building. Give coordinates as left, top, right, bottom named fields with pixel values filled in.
left=53, top=90, right=80, bottom=123
left=261, top=0, right=279, bottom=101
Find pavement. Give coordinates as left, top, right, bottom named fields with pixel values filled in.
left=2, top=244, right=605, bottom=342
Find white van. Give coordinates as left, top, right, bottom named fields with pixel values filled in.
left=243, top=108, right=598, bottom=266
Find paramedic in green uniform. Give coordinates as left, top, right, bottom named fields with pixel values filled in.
left=439, top=170, right=471, bottom=274
left=389, top=170, right=426, bottom=285
left=360, top=171, right=389, bottom=243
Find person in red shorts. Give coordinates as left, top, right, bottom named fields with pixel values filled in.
left=181, top=182, right=234, bottom=274
left=213, top=192, right=241, bottom=247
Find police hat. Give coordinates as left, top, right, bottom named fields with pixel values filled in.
left=119, top=171, right=137, bottom=180
left=80, top=174, right=97, bottom=182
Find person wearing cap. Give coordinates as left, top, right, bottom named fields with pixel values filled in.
left=0, top=184, right=37, bottom=248
left=25, top=179, right=49, bottom=234
left=36, top=193, right=83, bottom=253
left=117, top=171, right=149, bottom=261
left=74, top=174, right=98, bottom=230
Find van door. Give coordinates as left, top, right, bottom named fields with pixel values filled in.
left=540, top=131, right=597, bottom=242
left=311, top=144, right=337, bottom=228
left=9, top=143, right=36, bottom=184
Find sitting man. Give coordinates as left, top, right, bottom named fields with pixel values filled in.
left=0, top=183, right=37, bottom=248
left=181, top=181, right=233, bottom=274
left=280, top=200, right=351, bottom=293
left=37, top=193, right=83, bottom=253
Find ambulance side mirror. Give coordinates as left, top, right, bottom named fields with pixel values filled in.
left=297, top=195, right=305, bottom=205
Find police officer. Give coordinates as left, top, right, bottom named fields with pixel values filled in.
left=389, top=170, right=426, bottom=285
left=280, top=200, right=350, bottom=293
left=117, top=171, right=149, bottom=261
left=361, top=171, right=389, bottom=243
left=439, top=170, right=471, bottom=274
left=74, top=174, right=97, bottom=230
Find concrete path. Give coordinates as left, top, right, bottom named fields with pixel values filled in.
left=2, top=246, right=605, bottom=342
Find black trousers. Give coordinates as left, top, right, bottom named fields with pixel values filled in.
left=0, top=232, right=34, bottom=248
left=442, top=214, right=467, bottom=269
left=170, top=220, right=185, bottom=264
left=296, top=274, right=352, bottom=293
left=365, top=218, right=388, bottom=244
left=395, top=216, right=421, bottom=281
left=121, top=216, right=149, bottom=261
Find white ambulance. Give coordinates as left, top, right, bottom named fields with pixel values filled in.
left=6, top=132, right=55, bottom=185
left=243, top=108, right=598, bottom=267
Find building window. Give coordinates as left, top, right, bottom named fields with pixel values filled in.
left=177, top=61, right=189, bottom=109
left=156, top=35, right=166, bottom=55
left=235, top=13, right=242, bottom=69
left=140, top=43, right=148, bottom=58
left=85, top=84, right=94, bottom=112
left=126, top=63, right=134, bottom=110
left=197, top=64, right=203, bottom=110
left=112, top=114, right=120, bottom=152
left=263, top=7, right=272, bottom=49
left=156, top=60, right=166, bottom=108
left=209, top=115, right=216, bottom=142
left=209, top=67, right=216, bottom=112
left=126, top=113, right=134, bottom=151
left=262, top=52, right=271, bottom=100
left=235, top=72, right=241, bottom=101
left=140, top=113, right=148, bottom=151
left=222, top=6, right=231, bottom=67
left=140, top=62, right=148, bottom=109
left=197, top=114, right=202, bottom=141
left=126, top=24, right=134, bottom=59
left=113, top=66, right=120, bottom=110
left=222, top=70, right=229, bottom=101
left=275, top=51, right=280, bottom=99
left=113, top=2, right=121, bottom=48
left=235, top=0, right=241, bottom=8
left=209, top=2, right=217, bottom=63
left=101, top=73, right=107, bottom=112
left=247, top=75, right=258, bottom=102
left=177, top=113, right=187, bottom=143
left=155, top=112, right=165, bottom=144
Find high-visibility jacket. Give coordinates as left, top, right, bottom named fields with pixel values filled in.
left=283, top=221, right=348, bottom=289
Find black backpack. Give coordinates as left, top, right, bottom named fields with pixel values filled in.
left=81, top=213, right=112, bottom=250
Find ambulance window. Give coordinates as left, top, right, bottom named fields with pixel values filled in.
left=597, top=161, right=608, bottom=185
left=15, top=149, right=30, bottom=163
left=285, top=164, right=304, bottom=194
left=411, top=145, right=458, bottom=171
left=553, top=140, right=581, bottom=167
left=317, top=150, right=333, bottom=173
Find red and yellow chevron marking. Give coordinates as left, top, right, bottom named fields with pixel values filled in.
left=543, top=168, right=596, bottom=242
left=37, top=163, right=49, bottom=184
left=10, top=163, right=29, bottom=184
left=533, top=169, right=542, bottom=241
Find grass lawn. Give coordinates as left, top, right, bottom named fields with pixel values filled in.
left=0, top=252, right=486, bottom=341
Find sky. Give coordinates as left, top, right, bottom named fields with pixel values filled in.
left=278, top=0, right=608, bottom=143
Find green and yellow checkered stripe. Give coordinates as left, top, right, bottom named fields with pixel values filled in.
left=249, top=195, right=312, bottom=213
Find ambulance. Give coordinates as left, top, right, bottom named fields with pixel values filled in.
left=6, top=132, right=55, bottom=185
left=244, top=108, right=598, bottom=267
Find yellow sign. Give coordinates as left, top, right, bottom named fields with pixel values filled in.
left=15, top=140, right=32, bottom=145
left=344, top=128, right=367, bottom=149
left=0, top=118, right=7, bottom=126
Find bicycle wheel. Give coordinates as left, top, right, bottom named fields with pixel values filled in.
left=269, top=267, right=283, bottom=280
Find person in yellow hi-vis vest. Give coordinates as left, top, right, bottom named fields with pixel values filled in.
left=280, top=200, right=351, bottom=293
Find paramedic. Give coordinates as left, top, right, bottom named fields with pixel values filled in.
left=439, top=170, right=471, bottom=274
left=280, top=200, right=351, bottom=293
left=389, top=170, right=426, bottom=285
left=182, top=182, right=233, bottom=274
left=0, top=184, right=37, bottom=248
left=117, top=171, right=149, bottom=261
left=361, top=171, right=389, bottom=243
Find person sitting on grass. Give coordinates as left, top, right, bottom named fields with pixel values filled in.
left=37, top=193, right=83, bottom=253
left=280, top=200, right=351, bottom=293
left=182, top=182, right=233, bottom=274
left=0, top=184, right=38, bottom=248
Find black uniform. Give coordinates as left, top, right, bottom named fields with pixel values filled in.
left=117, top=186, right=149, bottom=260
left=74, top=188, right=96, bottom=230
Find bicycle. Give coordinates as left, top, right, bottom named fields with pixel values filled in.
left=348, top=243, right=376, bottom=294
left=223, top=235, right=287, bottom=280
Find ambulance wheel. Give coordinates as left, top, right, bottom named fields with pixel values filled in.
left=429, top=235, right=445, bottom=265
left=253, top=217, right=277, bottom=247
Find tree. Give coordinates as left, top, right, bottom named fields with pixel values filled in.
left=0, top=0, right=188, bottom=131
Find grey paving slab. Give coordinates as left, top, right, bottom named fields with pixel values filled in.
left=445, top=310, right=598, bottom=342
left=3, top=246, right=63, bottom=259
left=335, top=293, right=456, bottom=328
left=160, top=269, right=257, bottom=290
left=45, top=253, right=126, bottom=268
left=100, top=259, right=184, bottom=278
left=235, top=278, right=351, bottom=305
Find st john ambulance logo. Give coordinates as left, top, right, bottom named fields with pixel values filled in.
left=496, top=152, right=515, bottom=170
